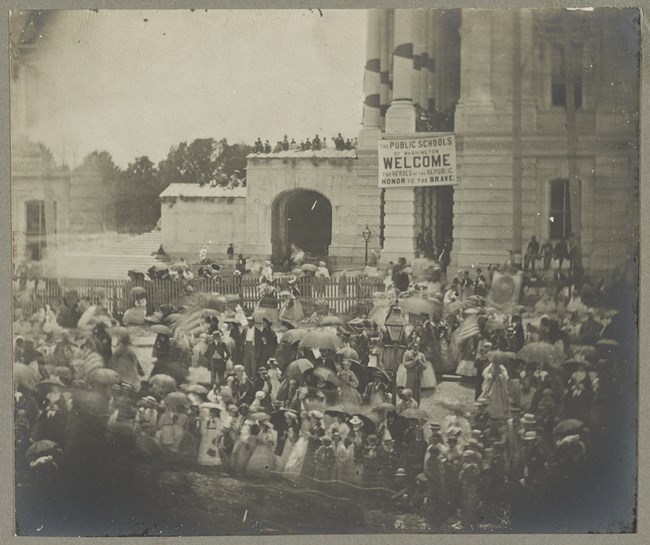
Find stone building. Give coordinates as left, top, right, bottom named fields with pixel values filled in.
left=161, top=8, right=639, bottom=276
left=10, top=11, right=113, bottom=272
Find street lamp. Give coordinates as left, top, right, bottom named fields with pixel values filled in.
left=383, top=303, right=408, bottom=405
left=362, top=224, right=372, bottom=266
left=384, top=304, right=407, bottom=345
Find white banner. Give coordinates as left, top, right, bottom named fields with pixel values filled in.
left=378, top=134, right=457, bottom=188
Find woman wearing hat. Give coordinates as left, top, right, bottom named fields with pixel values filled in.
left=246, top=415, right=277, bottom=477
left=30, top=378, right=68, bottom=444
left=479, top=351, right=511, bottom=420
left=108, top=334, right=143, bottom=393
left=197, top=403, right=224, bottom=467
left=337, top=359, right=362, bottom=408
left=458, top=449, right=480, bottom=529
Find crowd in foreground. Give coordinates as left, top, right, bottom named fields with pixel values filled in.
left=14, top=260, right=634, bottom=531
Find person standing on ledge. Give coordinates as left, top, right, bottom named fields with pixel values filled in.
left=227, top=243, right=235, bottom=261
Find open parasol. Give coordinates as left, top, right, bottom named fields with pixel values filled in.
left=443, top=300, right=466, bottom=317
left=398, top=297, right=437, bottom=317
left=87, top=368, right=121, bottom=388
left=517, top=342, right=566, bottom=369
left=14, top=363, right=38, bottom=390
left=553, top=419, right=586, bottom=437
left=324, top=405, right=351, bottom=419
left=489, top=350, right=518, bottom=366
left=164, top=391, right=191, bottom=407
left=299, top=330, right=344, bottom=352
left=150, top=324, right=173, bottom=336
left=348, top=413, right=377, bottom=433
left=280, top=328, right=310, bottom=344
left=26, top=440, right=60, bottom=459
left=400, top=408, right=430, bottom=421
left=183, top=384, right=209, bottom=395
left=148, top=373, right=178, bottom=394
left=337, top=347, right=360, bottom=361
left=285, top=358, right=315, bottom=381
left=319, top=315, right=343, bottom=327
left=301, top=263, right=318, bottom=272
left=370, top=367, right=391, bottom=385
left=371, top=402, right=397, bottom=415
left=170, top=260, right=190, bottom=273
left=310, top=366, right=339, bottom=386
left=130, top=286, right=147, bottom=298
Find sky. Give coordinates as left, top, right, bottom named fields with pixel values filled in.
left=18, top=9, right=367, bottom=168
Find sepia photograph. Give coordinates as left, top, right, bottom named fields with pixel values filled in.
left=9, top=6, right=639, bottom=537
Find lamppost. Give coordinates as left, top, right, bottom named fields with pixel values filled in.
left=382, top=301, right=408, bottom=404
left=362, top=224, right=372, bottom=266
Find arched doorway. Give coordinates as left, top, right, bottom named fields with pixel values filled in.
left=271, top=190, right=332, bottom=260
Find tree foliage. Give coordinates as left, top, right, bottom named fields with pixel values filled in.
left=115, top=156, right=162, bottom=233
left=158, top=137, right=251, bottom=189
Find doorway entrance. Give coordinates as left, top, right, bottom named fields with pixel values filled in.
left=25, top=199, right=56, bottom=261
left=271, top=190, right=332, bottom=260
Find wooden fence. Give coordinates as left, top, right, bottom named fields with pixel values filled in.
left=12, top=275, right=385, bottom=319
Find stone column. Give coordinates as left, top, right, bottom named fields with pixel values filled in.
left=427, top=10, right=438, bottom=113
left=379, top=9, right=391, bottom=126
left=457, top=9, right=494, bottom=109
left=412, top=11, right=423, bottom=108
left=359, top=9, right=382, bottom=150
left=380, top=10, right=418, bottom=263
left=385, top=9, right=416, bottom=133
left=419, top=13, right=430, bottom=114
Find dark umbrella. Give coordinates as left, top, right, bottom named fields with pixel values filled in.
left=310, top=366, right=339, bottom=386
left=285, top=358, right=315, bottom=381
left=26, top=440, right=60, bottom=459
left=348, top=413, right=377, bottom=433
left=370, top=367, right=391, bottom=385
left=553, top=419, right=586, bottom=437
left=87, top=368, right=121, bottom=388
left=517, top=342, right=565, bottom=369
left=324, top=405, right=351, bottom=419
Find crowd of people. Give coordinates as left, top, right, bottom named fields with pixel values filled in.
left=252, top=134, right=358, bottom=154
left=13, top=246, right=634, bottom=530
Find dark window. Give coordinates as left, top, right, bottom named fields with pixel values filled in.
left=549, top=179, right=578, bottom=240
left=551, top=43, right=583, bottom=109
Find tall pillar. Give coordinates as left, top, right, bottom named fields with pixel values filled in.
left=457, top=9, right=494, bottom=110
left=359, top=9, right=382, bottom=150
left=412, top=11, right=424, bottom=108
left=427, top=10, right=438, bottom=113
left=379, top=10, right=391, bottom=127
left=419, top=13, right=430, bottom=114
left=385, top=9, right=416, bottom=133
left=387, top=9, right=394, bottom=104
left=380, top=11, right=418, bottom=264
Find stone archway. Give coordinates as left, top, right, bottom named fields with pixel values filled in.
left=271, top=190, right=332, bottom=260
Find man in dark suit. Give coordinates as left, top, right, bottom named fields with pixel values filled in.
left=204, top=331, right=231, bottom=386
left=241, top=317, right=262, bottom=378
left=260, top=318, right=278, bottom=371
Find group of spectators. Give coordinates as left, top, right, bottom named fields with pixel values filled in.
left=14, top=254, right=633, bottom=530
left=252, top=134, right=358, bottom=154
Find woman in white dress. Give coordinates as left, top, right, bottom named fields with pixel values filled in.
left=283, top=415, right=311, bottom=483
left=197, top=403, right=223, bottom=467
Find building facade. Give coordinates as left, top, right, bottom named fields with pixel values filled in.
left=11, top=11, right=113, bottom=272
left=161, top=8, right=638, bottom=276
